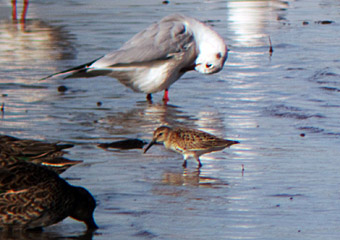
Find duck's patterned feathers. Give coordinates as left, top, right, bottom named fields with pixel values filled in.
left=0, top=135, right=73, bottom=159
left=0, top=162, right=97, bottom=231
left=0, top=135, right=79, bottom=174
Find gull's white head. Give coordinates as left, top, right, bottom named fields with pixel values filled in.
left=192, top=21, right=228, bottom=74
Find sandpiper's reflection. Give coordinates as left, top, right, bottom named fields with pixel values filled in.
left=162, top=168, right=228, bottom=188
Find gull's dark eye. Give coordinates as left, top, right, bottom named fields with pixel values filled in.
left=216, top=53, right=222, bottom=59
left=206, top=63, right=212, bottom=68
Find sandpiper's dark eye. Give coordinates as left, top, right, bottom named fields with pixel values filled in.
left=206, top=63, right=212, bottom=68
left=158, top=132, right=163, bottom=137
left=216, top=53, right=222, bottom=59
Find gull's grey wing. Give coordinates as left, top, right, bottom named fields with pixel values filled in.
left=41, top=14, right=196, bottom=80
left=90, top=14, right=196, bottom=68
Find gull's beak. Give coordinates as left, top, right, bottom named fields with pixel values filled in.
left=144, top=140, right=156, bottom=153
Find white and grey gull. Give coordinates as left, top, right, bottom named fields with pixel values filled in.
left=42, top=14, right=228, bottom=102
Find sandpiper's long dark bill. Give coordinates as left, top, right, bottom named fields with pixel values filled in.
left=42, top=14, right=228, bottom=102
left=144, top=126, right=239, bottom=168
left=144, top=139, right=157, bottom=154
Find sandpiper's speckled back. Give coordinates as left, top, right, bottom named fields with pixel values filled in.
left=167, top=127, right=238, bottom=152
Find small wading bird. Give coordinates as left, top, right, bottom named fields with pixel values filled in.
left=42, top=14, right=228, bottom=102
left=144, top=126, right=239, bottom=168
left=0, top=161, right=98, bottom=231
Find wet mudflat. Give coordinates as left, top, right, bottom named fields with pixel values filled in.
left=1, top=0, right=340, bottom=239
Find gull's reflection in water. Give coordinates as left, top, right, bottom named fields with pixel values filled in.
left=0, top=18, right=76, bottom=81
left=99, top=102, right=199, bottom=136
left=0, top=228, right=96, bottom=240
left=0, top=17, right=76, bottom=122
left=161, top=169, right=228, bottom=188
left=100, top=101, right=229, bottom=139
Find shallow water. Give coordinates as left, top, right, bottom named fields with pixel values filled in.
left=1, top=0, right=340, bottom=239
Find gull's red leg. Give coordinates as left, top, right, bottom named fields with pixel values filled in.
left=162, top=89, right=169, bottom=103
left=12, top=0, right=17, bottom=22
left=20, top=0, right=29, bottom=23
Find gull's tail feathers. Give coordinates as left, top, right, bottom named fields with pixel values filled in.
left=40, top=58, right=102, bottom=81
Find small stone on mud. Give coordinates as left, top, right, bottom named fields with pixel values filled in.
left=300, top=133, right=305, bottom=137
left=97, top=101, right=102, bottom=107
left=58, top=85, right=68, bottom=92
left=315, top=20, right=334, bottom=24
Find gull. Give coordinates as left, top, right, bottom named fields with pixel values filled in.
left=42, top=14, right=228, bottom=102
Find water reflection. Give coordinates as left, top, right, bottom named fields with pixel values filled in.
left=99, top=102, right=198, bottom=135
left=227, top=0, right=289, bottom=46
left=99, top=101, right=229, bottom=137
left=162, top=169, right=228, bottom=188
left=0, top=16, right=77, bottom=134
left=0, top=18, right=76, bottom=82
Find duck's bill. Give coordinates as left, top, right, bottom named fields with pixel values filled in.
left=86, top=217, right=99, bottom=230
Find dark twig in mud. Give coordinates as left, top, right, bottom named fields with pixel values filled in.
left=268, top=36, right=274, bottom=56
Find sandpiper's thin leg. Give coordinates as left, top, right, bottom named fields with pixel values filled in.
left=182, top=160, right=187, bottom=168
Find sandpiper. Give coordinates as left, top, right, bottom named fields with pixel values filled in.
left=0, top=161, right=98, bottom=231
left=42, top=14, right=228, bottom=102
left=144, top=126, right=239, bottom=168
